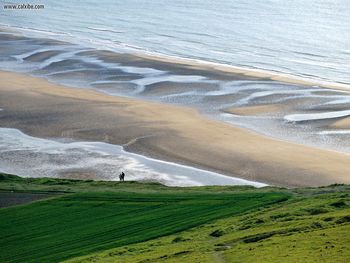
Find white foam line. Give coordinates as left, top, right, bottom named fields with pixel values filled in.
left=325, top=97, right=350, bottom=105
left=234, top=89, right=314, bottom=106
left=0, top=128, right=266, bottom=187
left=36, top=49, right=85, bottom=70
left=13, top=48, right=56, bottom=62
left=318, top=130, right=350, bottom=135
left=87, top=26, right=124, bottom=34
left=75, top=51, right=166, bottom=77
left=132, top=75, right=210, bottom=93
left=117, top=65, right=164, bottom=75
left=90, top=80, right=127, bottom=85
left=205, top=80, right=323, bottom=98
left=284, top=110, right=350, bottom=122
left=45, top=69, right=90, bottom=76
left=160, top=91, right=203, bottom=98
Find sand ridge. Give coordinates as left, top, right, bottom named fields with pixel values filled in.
left=222, top=104, right=287, bottom=116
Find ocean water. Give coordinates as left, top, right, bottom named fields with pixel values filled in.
left=1, top=0, right=350, bottom=84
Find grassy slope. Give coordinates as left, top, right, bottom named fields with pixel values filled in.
left=0, top=174, right=288, bottom=263
left=1, top=174, right=350, bottom=263
left=66, top=187, right=350, bottom=263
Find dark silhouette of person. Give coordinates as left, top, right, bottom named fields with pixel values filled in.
left=119, top=172, right=125, bottom=181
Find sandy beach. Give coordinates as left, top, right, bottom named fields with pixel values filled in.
left=2, top=29, right=350, bottom=156
left=1, top=71, right=350, bottom=187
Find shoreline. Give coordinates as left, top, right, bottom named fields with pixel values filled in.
left=2, top=24, right=350, bottom=92
left=1, top=71, right=350, bottom=187
left=0, top=127, right=267, bottom=187
left=135, top=51, right=350, bottom=93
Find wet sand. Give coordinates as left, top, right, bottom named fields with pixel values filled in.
left=222, top=104, right=286, bottom=116
left=330, top=117, right=350, bottom=129
left=1, top=71, right=350, bottom=187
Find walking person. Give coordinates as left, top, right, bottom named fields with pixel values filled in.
left=119, top=171, right=125, bottom=181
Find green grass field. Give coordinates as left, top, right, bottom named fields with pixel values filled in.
left=0, top=174, right=287, bottom=262
left=67, top=189, right=350, bottom=263
left=1, top=173, right=350, bottom=263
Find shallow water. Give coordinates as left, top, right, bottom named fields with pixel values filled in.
left=0, top=128, right=266, bottom=187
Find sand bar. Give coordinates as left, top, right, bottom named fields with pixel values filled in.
left=1, top=71, right=350, bottom=187
left=222, top=104, right=286, bottom=116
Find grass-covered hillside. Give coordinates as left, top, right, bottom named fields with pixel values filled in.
left=0, top=173, right=349, bottom=263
